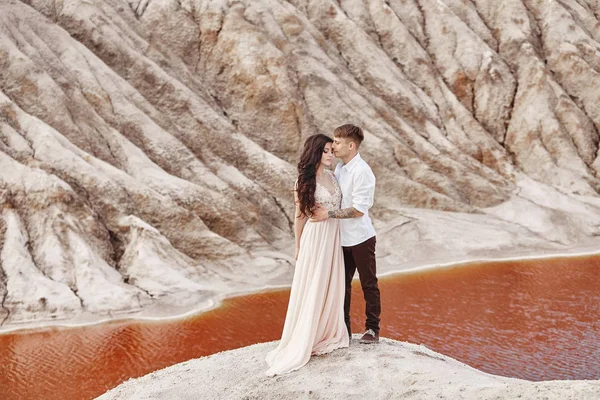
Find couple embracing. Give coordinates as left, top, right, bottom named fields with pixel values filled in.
left=266, top=124, right=381, bottom=377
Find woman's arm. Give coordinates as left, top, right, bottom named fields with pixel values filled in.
left=294, top=183, right=307, bottom=260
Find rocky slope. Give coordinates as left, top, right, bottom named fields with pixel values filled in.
left=2, top=0, right=600, bottom=328
left=96, top=337, right=600, bottom=399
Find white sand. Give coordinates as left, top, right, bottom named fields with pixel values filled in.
left=97, top=337, right=600, bottom=400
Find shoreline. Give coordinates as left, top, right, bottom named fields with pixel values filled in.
left=377, top=244, right=600, bottom=278
left=2, top=245, right=600, bottom=336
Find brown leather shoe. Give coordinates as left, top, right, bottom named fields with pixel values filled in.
left=359, top=329, right=379, bottom=344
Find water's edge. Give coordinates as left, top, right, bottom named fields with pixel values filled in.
left=2, top=245, right=600, bottom=335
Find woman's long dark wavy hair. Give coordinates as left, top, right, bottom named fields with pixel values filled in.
left=296, top=134, right=333, bottom=218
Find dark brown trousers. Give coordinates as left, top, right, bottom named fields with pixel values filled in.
left=343, top=236, right=380, bottom=335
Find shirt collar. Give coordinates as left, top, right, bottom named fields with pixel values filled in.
left=342, top=152, right=362, bottom=172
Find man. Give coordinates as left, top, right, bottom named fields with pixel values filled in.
left=311, top=124, right=381, bottom=344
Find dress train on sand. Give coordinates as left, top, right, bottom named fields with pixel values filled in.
left=265, top=172, right=349, bottom=376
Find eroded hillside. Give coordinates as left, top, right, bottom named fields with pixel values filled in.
left=2, top=0, right=600, bottom=327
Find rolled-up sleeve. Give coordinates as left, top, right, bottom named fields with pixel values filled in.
left=351, top=168, right=375, bottom=214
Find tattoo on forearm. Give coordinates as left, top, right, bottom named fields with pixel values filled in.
left=328, top=207, right=361, bottom=219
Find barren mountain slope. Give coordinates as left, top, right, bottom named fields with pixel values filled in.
left=2, top=0, right=600, bottom=328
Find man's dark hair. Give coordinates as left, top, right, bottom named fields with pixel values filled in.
left=333, top=124, right=364, bottom=147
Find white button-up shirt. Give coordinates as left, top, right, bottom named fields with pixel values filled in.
left=334, top=153, right=376, bottom=247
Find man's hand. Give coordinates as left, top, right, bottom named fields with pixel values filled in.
left=310, top=204, right=328, bottom=222
left=327, top=207, right=364, bottom=219
left=295, top=246, right=300, bottom=260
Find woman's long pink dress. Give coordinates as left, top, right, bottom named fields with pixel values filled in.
left=265, top=171, right=349, bottom=376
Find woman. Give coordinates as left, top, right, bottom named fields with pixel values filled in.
left=265, top=134, right=349, bottom=376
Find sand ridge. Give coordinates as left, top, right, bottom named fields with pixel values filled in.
left=97, top=337, right=600, bottom=400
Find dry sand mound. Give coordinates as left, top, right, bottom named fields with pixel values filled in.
left=97, top=337, right=600, bottom=400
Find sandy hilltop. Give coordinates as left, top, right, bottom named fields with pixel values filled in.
left=2, top=0, right=600, bottom=331
left=97, top=337, right=600, bottom=400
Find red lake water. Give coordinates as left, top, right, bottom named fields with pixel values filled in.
left=1, top=255, right=600, bottom=399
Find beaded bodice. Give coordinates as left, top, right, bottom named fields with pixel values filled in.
left=315, top=171, right=342, bottom=212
